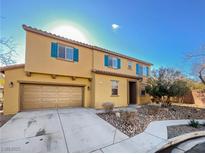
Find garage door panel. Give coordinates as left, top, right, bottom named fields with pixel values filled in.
left=21, top=84, right=83, bottom=110
left=41, top=103, right=57, bottom=108
left=23, top=98, right=42, bottom=103
left=57, top=102, right=81, bottom=108
left=22, top=103, right=43, bottom=110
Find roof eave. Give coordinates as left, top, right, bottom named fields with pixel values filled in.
left=0, top=64, right=25, bottom=73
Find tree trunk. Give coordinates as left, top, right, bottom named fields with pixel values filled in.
left=166, top=96, right=171, bottom=106
left=199, top=67, right=205, bottom=85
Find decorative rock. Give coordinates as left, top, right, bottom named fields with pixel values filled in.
left=115, top=112, right=120, bottom=118
left=97, top=105, right=205, bottom=137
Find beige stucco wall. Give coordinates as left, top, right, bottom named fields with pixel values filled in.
left=93, top=74, right=143, bottom=109
left=140, top=95, right=151, bottom=105
left=25, top=31, right=93, bottom=78
left=3, top=67, right=91, bottom=115
left=93, top=74, right=128, bottom=108
left=25, top=31, right=151, bottom=79
left=93, top=49, right=151, bottom=76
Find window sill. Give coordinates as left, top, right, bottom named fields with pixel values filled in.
left=140, top=95, right=146, bottom=97
left=111, top=95, right=120, bottom=97
left=107, top=66, right=119, bottom=70
left=56, top=58, right=74, bottom=63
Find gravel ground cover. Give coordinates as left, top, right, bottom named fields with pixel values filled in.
left=167, top=125, right=205, bottom=139
left=97, top=105, right=205, bottom=137
left=0, top=112, right=14, bottom=127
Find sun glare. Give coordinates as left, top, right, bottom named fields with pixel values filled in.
left=51, top=25, right=88, bottom=43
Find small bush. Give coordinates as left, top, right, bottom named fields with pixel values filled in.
left=148, top=107, right=159, bottom=115
left=188, top=119, right=199, bottom=128
left=121, top=111, right=135, bottom=125
left=102, top=102, right=114, bottom=113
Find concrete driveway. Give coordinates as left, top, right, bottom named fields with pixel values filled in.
left=0, top=108, right=128, bottom=153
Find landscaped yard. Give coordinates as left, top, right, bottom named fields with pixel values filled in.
left=97, top=105, right=205, bottom=137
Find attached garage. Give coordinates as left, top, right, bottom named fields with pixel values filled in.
left=20, top=84, right=83, bottom=110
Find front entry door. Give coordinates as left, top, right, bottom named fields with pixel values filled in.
left=129, top=82, right=136, bottom=104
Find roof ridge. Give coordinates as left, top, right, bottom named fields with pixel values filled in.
left=22, top=24, right=153, bottom=65
left=22, top=24, right=94, bottom=48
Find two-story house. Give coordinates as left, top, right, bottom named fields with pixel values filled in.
left=0, top=25, right=152, bottom=115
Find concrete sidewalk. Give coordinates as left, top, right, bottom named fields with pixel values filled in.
left=100, top=119, right=205, bottom=153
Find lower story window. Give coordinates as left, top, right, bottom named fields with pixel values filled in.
left=141, top=86, right=146, bottom=96
left=111, top=80, right=119, bottom=96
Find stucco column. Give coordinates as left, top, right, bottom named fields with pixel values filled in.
left=136, top=80, right=140, bottom=104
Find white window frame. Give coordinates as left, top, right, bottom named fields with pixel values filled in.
left=141, top=86, right=146, bottom=96
left=128, top=61, right=132, bottom=69
left=58, top=45, right=66, bottom=59
left=111, top=80, right=119, bottom=96
left=57, top=44, right=74, bottom=61
left=108, top=56, right=113, bottom=67
left=143, top=66, right=146, bottom=76
left=66, top=47, right=74, bottom=61
left=108, top=56, right=118, bottom=69
left=112, top=57, right=118, bottom=69
left=142, top=66, right=149, bottom=76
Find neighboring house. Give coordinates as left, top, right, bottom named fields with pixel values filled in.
left=191, top=90, right=205, bottom=107
left=0, top=73, right=4, bottom=109
left=0, top=25, right=152, bottom=115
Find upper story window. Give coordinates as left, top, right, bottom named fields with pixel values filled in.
left=136, top=64, right=142, bottom=76
left=108, top=57, right=118, bottom=69
left=104, top=55, right=121, bottom=69
left=58, top=45, right=74, bottom=61
left=111, top=80, right=119, bottom=96
left=51, top=42, right=79, bottom=62
left=128, top=61, right=132, bottom=69
left=136, top=64, right=149, bottom=76
left=143, top=66, right=149, bottom=76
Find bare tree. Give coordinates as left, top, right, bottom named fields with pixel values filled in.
left=187, top=45, right=205, bottom=84
left=0, top=37, right=17, bottom=66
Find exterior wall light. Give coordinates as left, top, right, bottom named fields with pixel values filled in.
left=9, top=81, right=14, bottom=88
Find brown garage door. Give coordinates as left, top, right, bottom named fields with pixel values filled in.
left=21, top=84, right=83, bottom=110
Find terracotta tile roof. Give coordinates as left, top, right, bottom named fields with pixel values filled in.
left=0, top=64, right=25, bottom=73
left=92, top=69, right=142, bottom=80
left=23, top=24, right=153, bottom=66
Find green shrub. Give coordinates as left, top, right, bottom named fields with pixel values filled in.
left=102, top=102, right=114, bottom=113
left=188, top=119, right=199, bottom=128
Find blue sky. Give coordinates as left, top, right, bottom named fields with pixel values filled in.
left=1, top=0, right=205, bottom=74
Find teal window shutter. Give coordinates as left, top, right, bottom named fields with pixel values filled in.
left=73, top=48, right=79, bottom=62
left=51, top=42, right=58, bottom=58
left=136, top=64, right=140, bottom=74
left=104, top=55, right=108, bottom=66
left=117, top=58, right=121, bottom=69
